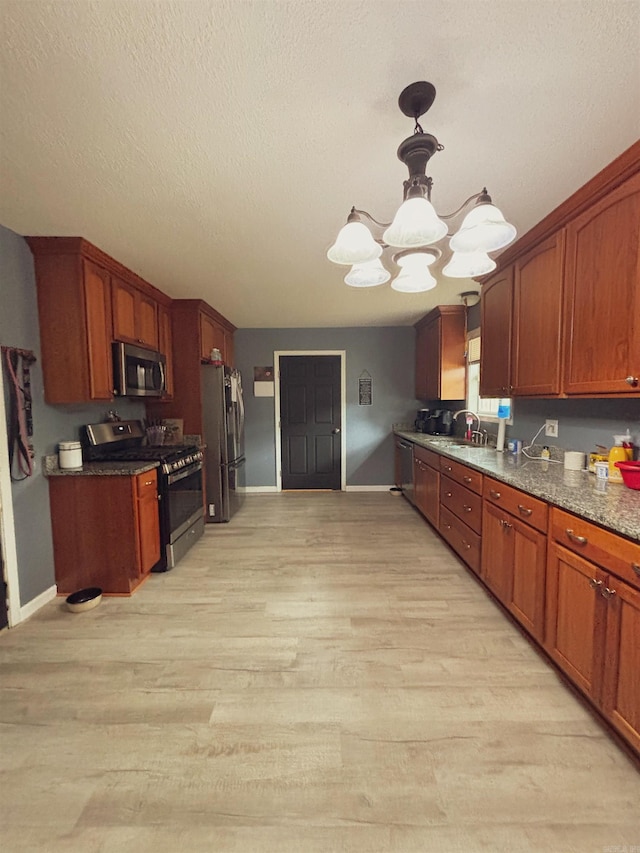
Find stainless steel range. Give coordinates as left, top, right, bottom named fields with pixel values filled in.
left=83, top=420, right=204, bottom=571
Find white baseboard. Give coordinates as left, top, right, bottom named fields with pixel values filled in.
left=345, top=485, right=395, bottom=492
left=244, top=486, right=279, bottom=493
left=18, top=584, right=57, bottom=624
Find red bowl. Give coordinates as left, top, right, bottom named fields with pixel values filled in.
left=615, top=461, right=640, bottom=490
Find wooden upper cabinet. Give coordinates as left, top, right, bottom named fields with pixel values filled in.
left=563, top=171, right=640, bottom=395
left=414, top=306, right=466, bottom=401
left=112, top=276, right=159, bottom=350
left=200, top=313, right=226, bottom=362
left=479, top=266, right=513, bottom=397
left=512, top=231, right=565, bottom=395
left=27, top=239, right=114, bottom=403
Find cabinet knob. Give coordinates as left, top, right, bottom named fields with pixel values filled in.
left=566, top=528, right=588, bottom=546
left=463, top=476, right=472, bottom=483
left=444, top=465, right=452, bottom=472
left=445, top=491, right=452, bottom=498
left=490, top=490, right=501, bottom=499
left=632, top=562, right=640, bottom=577
left=588, top=577, right=603, bottom=590
left=600, top=586, right=616, bottom=599
left=463, top=504, right=472, bottom=513
left=625, top=376, right=638, bottom=386
left=517, top=504, right=533, bottom=517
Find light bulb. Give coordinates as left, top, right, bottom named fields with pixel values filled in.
left=327, top=220, right=382, bottom=265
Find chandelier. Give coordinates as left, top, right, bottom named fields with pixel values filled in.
left=327, top=82, right=517, bottom=291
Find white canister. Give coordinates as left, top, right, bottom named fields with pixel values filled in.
left=564, top=451, right=586, bottom=471
left=58, top=440, right=83, bottom=470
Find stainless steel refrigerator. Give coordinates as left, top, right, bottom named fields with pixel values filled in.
left=201, top=364, right=246, bottom=522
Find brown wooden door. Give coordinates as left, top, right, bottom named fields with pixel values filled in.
left=563, top=171, right=640, bottom=395
left=83, top=259, right=114, bottom=400
left=545, top=543, right=607, bottom=700
left=509, top=517, right=547, bottom=642
left=481, top=501, right=513, bottom=605
left=136, top=293, right=159, bottom=350
left=480, top=266, right=513, bottom=397
left=280, top=356, right=342, bottom=490
left=601, top=577, right=640, bottom=754
left=423, top=317, right=441, bottom=400
left=200, top=313, right=226, bottom=362
left=512, top=231, right=565, bottom=396
left=414, top=457, right=427, bottom=516
left=111, top=276, right=138, bottom=344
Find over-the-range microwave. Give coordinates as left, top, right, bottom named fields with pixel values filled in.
left=113, top=341, right=166, bottom=397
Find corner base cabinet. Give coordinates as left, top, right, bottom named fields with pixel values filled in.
left=48, top=470, right=160, bottom=596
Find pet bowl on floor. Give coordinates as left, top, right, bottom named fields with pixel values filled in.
left=65, top=587, right=103, bottom=613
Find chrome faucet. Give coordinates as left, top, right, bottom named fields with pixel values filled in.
left=452, top=409, right=481, bottom=440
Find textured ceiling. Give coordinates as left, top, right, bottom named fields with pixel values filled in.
left=1, top=1, right=639, bottom=328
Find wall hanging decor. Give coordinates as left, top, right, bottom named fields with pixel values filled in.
left=2, top=345, right=37, bottom=480
left=358, top=370, right=372, bottom=406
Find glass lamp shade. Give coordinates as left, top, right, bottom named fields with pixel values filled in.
left=449, top=202, right=517, bottom=253
left=382, top=197, right=448, bottom=249
left=344, top=258, right=391, bottom=287
left=390, top=252, right=437, bottom=293
left=442, top=250, right=497, bottom=279
left=327, top=221, right=382, bottom=265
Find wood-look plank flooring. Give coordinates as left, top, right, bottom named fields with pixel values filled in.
left=1, top=492, right=639, bottom=852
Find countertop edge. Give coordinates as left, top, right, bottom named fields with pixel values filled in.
left=394, top=430, right=640, bottom=543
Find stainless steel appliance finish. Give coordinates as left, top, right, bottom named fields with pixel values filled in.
left=397, top=439, right=415, bottom=504
left=83, top=419, right=204, bottom=570
left=201, top=365, right=246, bottom=522
left=112, top=342, right=166, bottom=398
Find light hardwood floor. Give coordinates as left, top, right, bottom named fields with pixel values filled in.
left=1, top=492, right=638, bottom=852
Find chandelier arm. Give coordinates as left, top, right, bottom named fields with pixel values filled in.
left=439, top=191, right=486, bottom=221
left=352, top=208, right=392, bottom=229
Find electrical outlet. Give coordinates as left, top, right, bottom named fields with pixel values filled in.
left=545, top=419, right=559, bottom=438
left=209, top=503, right=215, bottom=517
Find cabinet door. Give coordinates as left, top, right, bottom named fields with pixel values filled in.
left=481, top=501, right=513, bottom=605
left=563, top=171, right=640, bottom=395
left=111, top=276, right=138, bottom=344
left=414, top=458, right=427, bottom=516
left=83, top=259, right=114, bottom=400
left=423, top=463, right=439, bottom=529
left=512, top=231, right=565, bottom=396
left=423, top=317, right=441, bottom=400
left=394, top=440, right=403, bottom=489
left=480, top=266, right=513, bottom=397
left=200, top=313, right=226, bottom=361
left=135, top=471, right=160, bottom=575
left=545, top=543, right=607, bottom=700
left=601, top=578, right=640, bottom=754
left=136, top=292, right=159, bottom=350
left=510, top=518, right=547, bottom=643
left=158, top=304, right=174, bottom=399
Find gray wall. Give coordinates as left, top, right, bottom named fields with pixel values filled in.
left=0, top=225, right=144, bottom=606
left=234, top=327, right=418, bottom=487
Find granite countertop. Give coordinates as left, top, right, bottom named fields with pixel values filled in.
left=394, top=430, right=640, bottom=543
left=43, top=456, right=159, bottom=477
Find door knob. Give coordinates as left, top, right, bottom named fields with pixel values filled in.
left=332, top=428, right=341, bottom=434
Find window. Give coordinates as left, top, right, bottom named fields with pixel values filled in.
left=466, top=333, right=512, bottom=423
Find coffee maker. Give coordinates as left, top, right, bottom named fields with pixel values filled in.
left=415, top=409, right=431, bottom=432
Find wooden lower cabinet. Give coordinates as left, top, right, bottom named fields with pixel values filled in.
left=48, top=469, right=160, bottom=596
left=438, top=460, right=482, bottom=574
left=482, top=478, right=548, bottom=642
left=546, top=508, right=640, bottom=755
left=413, top=446, right=439, bottom=528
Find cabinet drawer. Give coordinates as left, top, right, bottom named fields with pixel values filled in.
left=135, top=468, right=158, bottom=499
left=414, top=444, right=439, bottom=468
left=439, top=456, right=483, bottom=493
left=439, top=506, right=481, bottom=574
left=551, top=508, right=640, bottom=592
left=483, top=476, right=549, bottom=533
left=440, top=475, right=482, bottom=534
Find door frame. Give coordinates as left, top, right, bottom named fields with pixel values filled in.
left=0, top=362, right=22, bottom=627
left=274, top=350, right=346, bottom=493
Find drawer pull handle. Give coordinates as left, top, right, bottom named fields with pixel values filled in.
left=566, top=528, right=587, bottom=546
left=500, top=519, right=513, bottom=530
left=144, top=480, right=154, bottom=486
left=490, top=490, right=501, bottom=499
left=517, top=504, right=533, bottom=517
left=463, top=476, right=472, bottom=483
left=601, top=586, right=616, bottom=599
left=444, top=524, right=451, bottom=530
left=463, top=504, right=472, bottom=512
left=445, top=492, right=452, bottom=498
left=588, top=578, right=603, bottom=590
left=444, top=465, right=452, bottom=472
left=463, top=542, right=471, bottom=550
left=632, top=563, right=640, bottom=577
left=625, top=375, right=638, bottom=386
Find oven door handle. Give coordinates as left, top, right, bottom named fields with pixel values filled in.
left=167, top=461, right=203, bottom=486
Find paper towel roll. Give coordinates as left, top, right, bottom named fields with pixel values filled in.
left=564, top=451, right=586, bottom=471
